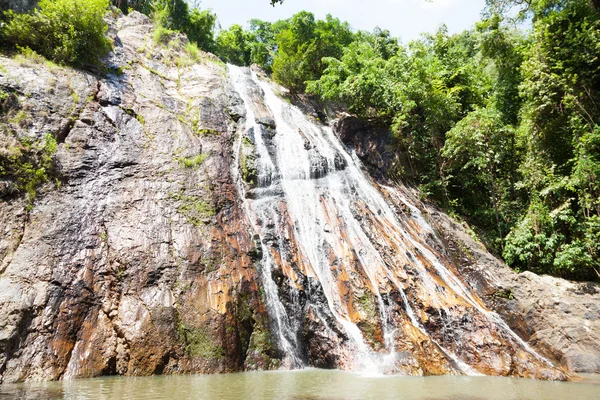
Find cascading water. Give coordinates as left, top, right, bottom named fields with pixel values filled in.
left=228, top=65, right=557, bottom=377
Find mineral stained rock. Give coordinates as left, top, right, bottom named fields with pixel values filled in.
left=1, top=11, right=598, bottom=384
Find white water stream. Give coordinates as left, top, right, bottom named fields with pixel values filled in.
left=228, top=65, right=552, bottom=375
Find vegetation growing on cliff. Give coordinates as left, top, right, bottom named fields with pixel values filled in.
left=112, top=0, right=216, bottom=53
left=170, top=189, right=216, bottom=227
left=217, top=1, right=599, bottom=281
left=321, top=0, right=598, bottom=281
left=0, top=132, right=58, bottom=206
left=176, top=320, right=225, bottom=360
left=1, top=0, right=111, bottom=67
left=0, top=0, right=597, bottom=280
left=1, top=89, right=59, bottom=206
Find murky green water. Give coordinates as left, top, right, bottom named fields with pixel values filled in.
left=1, top=369, right=599, bottom=400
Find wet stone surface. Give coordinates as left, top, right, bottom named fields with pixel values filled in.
left=1, top=11, right=598, bottom=385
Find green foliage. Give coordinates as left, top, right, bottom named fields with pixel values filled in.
left=443, top=107, right=521, bottom=251
left=212, top=18, right=284, bottom=71
left=572, top=126, right=600, bottom=217
left=245, top=315, right=279, bottom=369
left=1, top=0, right=111, bottom=68
left=170, top=190, right=216, bottom=226
left=117, top=0, right=215, bottom=52
left=501, top=0, right=600, bottom=280
left=176, top=322, right=225, bottom=360
left=186, top=7, right=216, bottom=52
left=248, top=19, right=281, bottom=71
left=272, top=12, right=355, bottom=93
left=493, top=288, right=515, bottom=300
left=184, top=41, right=201, bottom=61
left=307, top=38, right=404, bottom=119
left=0, top=88, right=18, bottom=116
left=150, top=0, right=216, bottom=52
left=0, top=133, right=58, bottom=206
left=210, top=12, right=354, bottom=78
left=302, top=1, right=599, bottom=280
left=0, top=0, right=595, bottom=285
left=153, top=23, right=177, bottom=46
left=240, top=153, right=257, bottom=185
left=177, top=153, right=209, bottom=169
left=215, top=24, right=253, bottom=66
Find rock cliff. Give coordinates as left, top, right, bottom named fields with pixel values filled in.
left=336, top=116, right=600, bottom=376
left=0, top=11, right=598, bottom=384
left=1, top=11, right=265, bottom=382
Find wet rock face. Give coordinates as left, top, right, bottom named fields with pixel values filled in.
left=333, top=115, right=398, bottom=181
left=427, top=208, right=600, bottom=374
left=335, top=116, right=600, bottom=375
left=0, top=12, right=593, bottom=385
left=0, top=12, right=270, bottom=383
left=229, top=66, right=567, bottom=380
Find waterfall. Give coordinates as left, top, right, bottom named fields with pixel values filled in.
left=228, top=65, right=553, bottom=376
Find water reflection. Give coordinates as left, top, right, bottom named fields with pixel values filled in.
left=1, top=370, right=598, bottom=400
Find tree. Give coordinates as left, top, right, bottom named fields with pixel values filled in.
left=186, top=8, right=217, bottom=52
left=480, top=0, right=598, bottom=280
left=272, top=12, right=354, bottom=93
left=215, top=24, right=253, bottom=66
left=443, top=107, right=520, bottom=250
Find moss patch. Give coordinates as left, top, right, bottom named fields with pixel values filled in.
left=249, top=323, right=274, bottom=356
left=0, top=89, right=19, bottom=115
left=492, top=288, right=515, bottom=300
left=356, top=293, right=383, bottom=349
left=0, top=132, right=58, bottom=207
left=176, top=322, right=225, bottom=360
left=8, top=110, right=27, bottom=126
left=357, top=293, right=377, bottom=317
left=246, top=315, right=279, bottom=369
left=176, top=153, right=209, bottom=169
left=196, top=128, right=219, bottom=135
left=170, top=190, right=216, bottom=226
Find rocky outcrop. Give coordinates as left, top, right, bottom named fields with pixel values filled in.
left=0, top=12, right=270, bottom=383
left=230, top=68, right=567, bottom=380
left=428, top=207, right=600, bottom=374
left=336, top=115, right=600, bottom=375
left=1, top=11, right=597, bottom=385
left=333, top=115, right=399, bottom=181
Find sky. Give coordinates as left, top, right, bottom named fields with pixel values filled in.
left=199, top=0, right=487, bottom=43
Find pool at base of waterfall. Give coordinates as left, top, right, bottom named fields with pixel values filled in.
left=2, top=370, right=598, bottom=400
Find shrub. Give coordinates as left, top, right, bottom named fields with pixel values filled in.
left=150, top=0, right=215, bottom=52
left=153, top=23, right=176, bottom=46
left=177, top=153, right=209, bottom=169
left=0, top=133, right=58, bottom=206
left=1, top=0, right=112, bottom=68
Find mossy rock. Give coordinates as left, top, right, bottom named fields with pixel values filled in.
left=176, top=322, right=225, bottom=360
left=170, top=190, right=216, bottom=226
left=239, top=135, right=257, bottom=186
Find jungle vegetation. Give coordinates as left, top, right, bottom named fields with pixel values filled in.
left=216, top=0, right=600, bottom=281
left=1, top=0, right=598, bottom=281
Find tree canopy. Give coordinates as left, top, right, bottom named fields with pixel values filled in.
left=1, top=0, right=597, bottom=281
left=225, top=1, right=600, bottom=281
left=1, top=0, right=112, bottom=67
